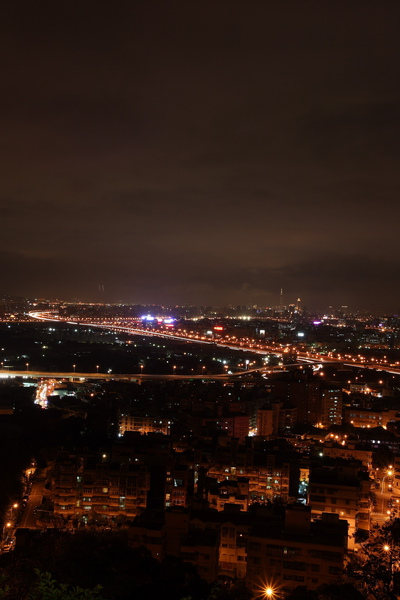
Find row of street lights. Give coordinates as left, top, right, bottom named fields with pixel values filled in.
left=2, top=502, right=18, bottom=544
left=380, top=466, right=394, bottom=495
left=4, top=363, right=214, bottom=377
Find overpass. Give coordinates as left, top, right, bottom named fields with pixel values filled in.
left=0, top=363, right=297, bottom=382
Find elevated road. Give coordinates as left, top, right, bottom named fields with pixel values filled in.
left=0, top=364, right=292, bottom=382
left=26, top=312, right=400, bottom=377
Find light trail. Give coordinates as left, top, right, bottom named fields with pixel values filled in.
left=27, top=312, right=400, bottom=376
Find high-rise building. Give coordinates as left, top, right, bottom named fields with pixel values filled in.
left=320, top=384, right=342, bottom=426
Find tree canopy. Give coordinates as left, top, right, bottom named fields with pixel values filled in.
left=346, top=518, right=400, bottom=600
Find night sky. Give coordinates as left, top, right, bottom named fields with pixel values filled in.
left=1, top=2, right=399, bottom=312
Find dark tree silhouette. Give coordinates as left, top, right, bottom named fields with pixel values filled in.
left=346, top=519, right=400, bottom=600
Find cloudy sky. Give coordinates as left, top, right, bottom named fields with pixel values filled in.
left=1, top=1, right=399, bottom=311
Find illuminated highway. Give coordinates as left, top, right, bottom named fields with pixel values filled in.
left=0, top=364, right=292, bottom=382
left=28, top=311, right=400, bottom=376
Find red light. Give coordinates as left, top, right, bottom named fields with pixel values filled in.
left=214, top=326, right=224, bottom=331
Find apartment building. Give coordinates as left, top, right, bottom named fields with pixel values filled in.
left=308, top=461, right=370, bottom=543
left=343, top=407, right=399, bottom=429
left=119, top=414, right=171, bottom=436
left=52, top=452, right=150, bottom=521
left=246, top=506, right=347, bottom=593
left=322, top=441, right=372, bottom=468
left=129, top=504, right=348, bottom=591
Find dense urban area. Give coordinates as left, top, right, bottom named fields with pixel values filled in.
left=1, top=295, right=400, bottom=599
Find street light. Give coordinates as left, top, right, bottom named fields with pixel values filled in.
left=3, top=522, right=11, bottom=540
left=11, top=503, right=18, bottom=520
left=383, top=542, right=395, bottom=591
left=382, top=469, right=394, bottom=494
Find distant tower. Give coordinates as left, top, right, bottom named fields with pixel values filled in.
left=297, top=297, right=301, bottom=311
left=280, top=288, right=283, bottom=308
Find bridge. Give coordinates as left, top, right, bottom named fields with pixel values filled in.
left=0, top=363, right=297, bottom=382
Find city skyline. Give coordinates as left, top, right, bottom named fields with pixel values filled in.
left=1, top=2, right=399, bottom=311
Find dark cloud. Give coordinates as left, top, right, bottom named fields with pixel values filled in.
left=302, top=100, right=400, bottom=161
left=0, top=1, right=399, bottom=311
left=2, top=246, right=400, bottom=314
